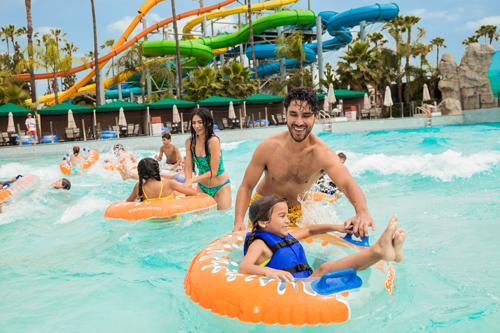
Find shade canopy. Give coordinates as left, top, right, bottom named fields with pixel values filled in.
left=118, top=107, right=127, bottom=126
left=0, top=103, right=33, bottom=117
left=172, top=105, right=181, bottom=123
left=95, top=100, right=147, bottom=112
left=198, top=96, right=243, bottom=106
left=317, top=89, right=366, bottom=100
left=327, top=83, right=337, bottom=104
left=244, top=93, right=284, bottom=104
left=67, top=110, right=77, bottom=129
left=148, top=98, right=197, bottom=109
left=228, top=101, right=236, bottom=119
left=7, top=112, right=15, bottom=132
left=363, top=93, right=370, bottom=110
left=38, top=103, right=93, bottom=115
left=423, top=84, right=431, bottom=101
left=323, top=99, right=329, bottom=112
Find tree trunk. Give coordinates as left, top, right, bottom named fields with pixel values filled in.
left=141, top=72, right=146, bottom=104
left=25, top=0, right=37, bottom=104
left=405, top=29, right=411, bottom=85
left=247, top=0, right=258, bottom=80
left=397, top=75, right=402, bottom=107
left=53, top=71, right=59, bottom=104
left=436, top=47, right=439, bottom=67
left=90, top=0, right=101, bottom=106
left=171, top=0, right=183, bottom=100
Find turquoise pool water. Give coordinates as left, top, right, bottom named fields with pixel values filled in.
left=1, top=123, right=499, bottom=332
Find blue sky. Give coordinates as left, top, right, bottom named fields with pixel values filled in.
left=1, top=0, right=499, bottom=98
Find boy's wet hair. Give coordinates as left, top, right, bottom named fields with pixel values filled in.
left=246, top=195, right=287, bottom=249
left=137, top=157, right=161, bottom=202
left=113, top=144, right=125, bottom=152
left=338, top=152, right=347, bottom=160
left=284, top=87, right=319, bottom=114
left=162, top=133, right=171, bottom=140
left=62, top=178, right=71, bottom=190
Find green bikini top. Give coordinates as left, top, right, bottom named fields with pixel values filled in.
left=190, top=136, right=225, bottom=176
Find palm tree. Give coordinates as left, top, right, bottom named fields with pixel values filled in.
left=247, top=0, right=258, bottom=79
left=275, top=31, right=306, bottom=86
left=24, top=0, right=37, bottom=104
left=171, top=0, right=183, bottom=99
left=1, top=25, right=16, bottom=56
left=90, top=0, right=101, bottom=106
left=319, top=62, right=347, bottom=91
left=109, top=42, right=148, bottom=103
left=84, top=51, right=94, bottom=60
left=383, top=16, right=405, bottom=103
left=462, top=35, right=479, bottom=46
left=429, top=37, right=446, bottom=67
left=100, top=38, right=115, bottom=77
left=336, top=41, right=379, bottom=92
left=49, top=28, right=67, bottom=47
left=367, top=32, right=387, bottom=49
left=401, top=15, right=421, bottom=83
left=183, top=67, right=224, bottom=101
left=219, top=61, right=259, bottom=98
left=61, top=42, right=79, bottom=90
left=475, top=25, right=489, bottom=44
left=485, top=25, right=499, bottom=44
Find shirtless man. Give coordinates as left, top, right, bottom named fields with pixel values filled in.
left=233, top=87, right=374, bottom=239
left=155, top=133, right=182, bottom=170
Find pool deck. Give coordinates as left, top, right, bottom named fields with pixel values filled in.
left=1, top=107, right=499, bottom=161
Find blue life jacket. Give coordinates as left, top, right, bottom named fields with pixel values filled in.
left=244, top=231, right=312, bottom=278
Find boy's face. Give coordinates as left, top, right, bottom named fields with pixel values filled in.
left=340, top=158, right=346, bottom=164
left=162, top=137, right=170, bottom=145
left=52, top=179, right=63, bottom=189
left=258, top=202, right=290, bottom=238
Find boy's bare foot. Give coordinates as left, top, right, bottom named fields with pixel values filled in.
left=393, top=228, right=405, bottom=263
left=373, top=215, right=398, bottom=262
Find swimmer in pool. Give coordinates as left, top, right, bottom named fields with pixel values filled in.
left=119, top=157, right=195, bottom=184
left=155, top=133, right=182, bottom=171
left=126, top=158, right=198, bottom=202
left=51, top=178, right=71, bottom=191
left=315, top=152, right=347, bottom=198
left=69, top=146, right=88, bottom=176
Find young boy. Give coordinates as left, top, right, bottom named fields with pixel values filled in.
left=315, top=152, right=347, bottom=198
left=155, top=133, right=182, bottom=171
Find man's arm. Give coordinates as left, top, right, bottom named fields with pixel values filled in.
left=322, top=149, right=374, bottom=239
left=232, top=142, right=268, bottom=232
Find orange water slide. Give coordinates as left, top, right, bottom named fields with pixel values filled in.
left=16, top=0, right=238, bottom=106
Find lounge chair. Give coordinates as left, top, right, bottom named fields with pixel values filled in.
left=217, top=120, right=225, bottom=130
left=133, top=123, right=140, bottom=136
left=222, top=118, right=229, bottom=130
left=65, top=128, right=75, bottom=141
left=127, top=124, right=135, bottom=137
left=271, top=115, right=278, bottom=126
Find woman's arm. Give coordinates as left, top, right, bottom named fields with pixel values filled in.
left=186, top=137, right=221, bottom=184
left=291, top=224, right=352, bottom=240
left=184, top=138, right=195, bottom=182
left=238, top=240, right=295, bottom=282
left=126, top=183, right=139, bottom=202
left=169, top=180, right=198, bottom=196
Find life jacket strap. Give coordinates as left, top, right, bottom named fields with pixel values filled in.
left=270, top=237, right=298, bottom=253
left=282, top=263, right=313, bottom=275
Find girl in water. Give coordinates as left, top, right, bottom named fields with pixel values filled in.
left=69, top=146, right=88, bottom=176
left=126, top=158, right=198, bottom=202
left=239, top=195, right=406, bottom=282
left=184, top=108, right=231, bottom=210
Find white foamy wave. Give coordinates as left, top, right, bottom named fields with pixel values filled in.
left=0, top=162, right=61, bottom=183
left=56, top=195, right=111, bottom=224
left=348, top=150, right=500, bottom=181
left=221, top=141, right=247, bottom=151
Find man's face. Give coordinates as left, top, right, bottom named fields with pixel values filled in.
left=286, top=100, right=318, bottom=143
left=27, top=115, right=32, bottom=118
left=52, top=179, right=63, bottom=189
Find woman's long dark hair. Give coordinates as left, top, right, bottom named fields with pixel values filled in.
left=190, top=108, right=217, bottom=177
left=246, top=195, right=287, bottom=249
left=137, top=158, right=161, bottom=202
left=73, top=146, right=80, bottom=156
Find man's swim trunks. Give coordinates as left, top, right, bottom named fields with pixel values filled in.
left=247, top=192, right=302, bottom=228
left=71, top=167, right=82, bottom=175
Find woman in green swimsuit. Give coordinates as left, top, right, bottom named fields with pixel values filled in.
left=184, top=108, right=232, bottom=210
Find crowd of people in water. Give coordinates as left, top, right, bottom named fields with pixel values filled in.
left=1, top=87, right=406, bottom=281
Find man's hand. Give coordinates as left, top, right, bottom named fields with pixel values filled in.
left=232, top=221, right=246, bottom=232
left=344, top=210, right=375, bottom=239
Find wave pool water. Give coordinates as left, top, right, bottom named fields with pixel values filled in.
left=1, top=123, right=499, bottom=332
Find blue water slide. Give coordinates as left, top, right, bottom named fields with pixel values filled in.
left=246, top=3, right=399, bottom=78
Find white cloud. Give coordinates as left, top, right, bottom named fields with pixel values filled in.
left=466, top=16, right=500, bottom=30
left=407, top=9, right=460, bottom=21
left=107, top=16, right=136, bottom=33
left=37, top=26, right=60, bottom=34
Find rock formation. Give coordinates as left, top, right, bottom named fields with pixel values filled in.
left=438, top=44, right=496, bottom=115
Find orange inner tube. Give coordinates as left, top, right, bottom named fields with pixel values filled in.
left=104, top=193, right=217, bottom=221
left=60, top=149, right=100, bottom=175
left=307, top=191, right=338, bottom=204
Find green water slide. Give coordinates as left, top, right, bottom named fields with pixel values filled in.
left=142, top=9, right=316, bottom=68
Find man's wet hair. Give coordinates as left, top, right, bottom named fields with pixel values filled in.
left=284, top=87, right=320, bottom=114
left=162, top=133, right=171, bottom=140
left=62, top=178, right=71, bottom=190
left=338, top=152, right=347, bottom=160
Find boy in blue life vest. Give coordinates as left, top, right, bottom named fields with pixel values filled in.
left=239, top=195, right=406, bottom=282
